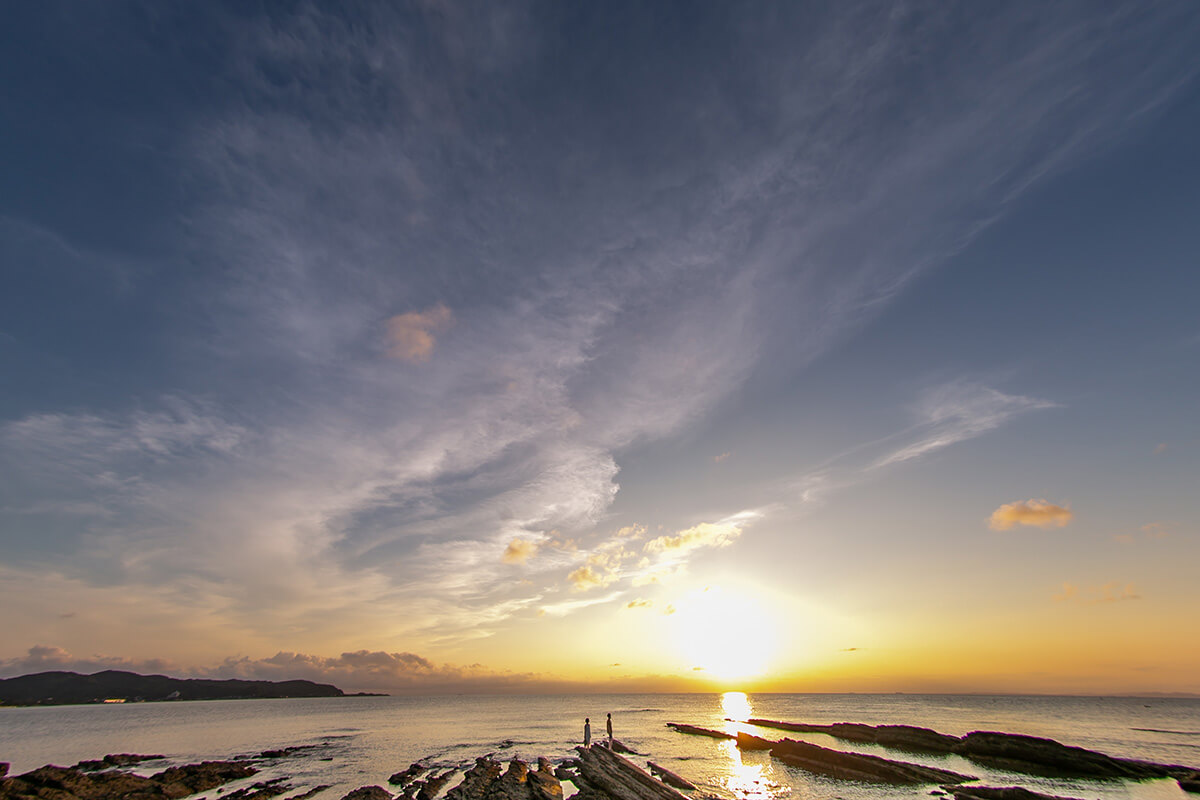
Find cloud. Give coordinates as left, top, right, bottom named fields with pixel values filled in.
left=1053, top=582, right=1141, bottom=604
left=713, top=452, right=731, bottom=463
left=1140, top=522, right=1173, bottom=539
left=643, top=512, right=758, bottom=555
left=3, top=3, right=1195, bottom=666
left=502, top=538, right=537, bottom=564
left=872, top=382, right=1056, bottom=470
left=567, top=565, right=606, bottom=591
left=989, top=499, right=1074, bottom=531
left=1154, top=443, right=1168, bottom=454
left=385, top=304, right=453, bottom=362
left=625, top=598, right=653, bottom=609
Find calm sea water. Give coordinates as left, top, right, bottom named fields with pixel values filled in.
left=3, top=694, right=1199, bottom=800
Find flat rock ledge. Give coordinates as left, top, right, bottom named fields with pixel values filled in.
left=943, top=785, right=1089, bottom=800
left=736, top=731, right=975, bottom=785
left=0, top=760, right=258, bottom=800
left=743, top=718, right=1195, bottom=780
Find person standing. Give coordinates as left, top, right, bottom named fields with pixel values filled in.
left=606, top=713, right=613, bottom=747
left=584, top=717, right=592, bottom=748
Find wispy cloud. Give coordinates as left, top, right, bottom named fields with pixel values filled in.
left=2, top=3, right=1194, bottom=666
left=1053, top=582, right=1141, bottom=604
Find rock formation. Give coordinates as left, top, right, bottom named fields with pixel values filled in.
left=734, top=732, right=975, bottom=785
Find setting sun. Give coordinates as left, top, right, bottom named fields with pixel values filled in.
left=671, top=587, right=776, bottom=681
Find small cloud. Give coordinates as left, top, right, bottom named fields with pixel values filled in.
left=662, top=603, right=676, bottom=615
left=840, top=647, right=860, bottom=652
left=59, top=612, right=76, bottom=619
left=644, top=521, right=741, bottom=554
left=568, top=565, right=604, bottom=591
left=989, top=499, right=1073, bottom=531
left=609, top=663, right=621, bottom=667
left=1053, top=581, right=1141, bottom=603
left=385, top=303, right=453, bottom=363
left=614, top=524, right=646, bottom=540
left=692, top=666, right=705, bottom=671
left=625, top=598, right=653, bottom=610
left=1154, top=443, right=1168, bottom=455
left=1140, top=522, right=1172, bottom=539
left=713, top=452, right=731, bottom=463
left=1097, top=582, right=1141, bottom=603
left=502, top=537, right=537, bottom=564
left=1053, top=582, right=1078, bottom=602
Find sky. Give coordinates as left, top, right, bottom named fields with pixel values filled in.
left=2, top=1, right=1199, bottom=696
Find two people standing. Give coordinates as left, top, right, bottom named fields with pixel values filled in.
left=582, top=713, right=614, bottom=748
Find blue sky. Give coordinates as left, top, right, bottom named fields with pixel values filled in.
left=2, top=2, right=1198, bottom=693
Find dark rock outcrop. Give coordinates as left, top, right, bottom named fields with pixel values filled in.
left=339, top=788, right=392, bottom=800
left=388, top=765, right=427, bottom=788
left=745, top=719, right=958, bottom=753
left=664, top=723, right=734, bottom=740
left=944, top=786, right=1087, bottom=800
left=735, top=732, right=975, bottom=785
left=445, top=759, right=503, bottom=800
left=646, top=763, right=696, bottom=791
left=440, top=758, right=560, bottom=800
left=74, top=756, right=165, bottom=772
left=741, top=718, right=1198, bottom=781
left=416, top=771, right=454, bottom=800
left=953, top=732, right=1165, bottom=779
left=572, top=746, right=688, bottom=800
left=290, top=787, right=332, bottom=800
left=0, top=760, right=257, bottom=800
left=1179, top=772, right=1200, bottom=793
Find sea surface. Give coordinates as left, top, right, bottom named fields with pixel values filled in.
left=3, top=694, right=1199, bottom=800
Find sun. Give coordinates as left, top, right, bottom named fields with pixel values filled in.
left=671, top=586, right=776, bottom=681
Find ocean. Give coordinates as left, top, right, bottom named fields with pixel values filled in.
left=2, top=693, right=1198, bottom=800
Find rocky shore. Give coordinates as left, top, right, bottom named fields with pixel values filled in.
left=3, top=716, right=1198, bottom=800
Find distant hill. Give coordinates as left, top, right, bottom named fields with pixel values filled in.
left=0, top=670, right=345, bottom=706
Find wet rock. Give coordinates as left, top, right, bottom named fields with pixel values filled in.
left=944, top=786, right=1087, bottom=800
left=289, top=787, right=331, bottom=800
left=153, top=762, right=261, bottom=798
left=388, top=766, right=427, bottom=788
left=1179, top=772, right=1200, bottom=793
left=445, top=758, right=503, bottom=800
left=416, top=771, right=454, bottom=800
left=339, top=788, right=392, bottom=800
left=0, top=764, right=8, bottom=780
left=953, top=732, right=1164, bottom=779
left=573, top=745, right=687, bottom=800
left=525, top=769, right=561, bottom=800
left=223, top=778, right=292, bottom=800
left=736, top=732, right=975, bottom=786
left=0, top=761, right=257, bottom=800
left=75, top=756, right=166, bottom=772
left=745, top=719, right=958, bottom=753
left=646, top=762, right=696, bottom=791
left=664, top=723, right=734, bottom=739
left=257, top=747, right=317, bottom=761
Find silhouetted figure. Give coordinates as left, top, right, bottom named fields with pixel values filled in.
left=584, top=717, right=591, bottom=748
left=606, top=713, right=613, bottom=747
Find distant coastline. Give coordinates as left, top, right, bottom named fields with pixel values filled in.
left=0, top=669, right=385, bottom=707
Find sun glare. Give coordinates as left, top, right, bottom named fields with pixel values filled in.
left=672, top=586, right=775, bottom=681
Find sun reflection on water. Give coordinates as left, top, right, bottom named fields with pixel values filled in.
left=717, top=738, right=783, bottom=800
left=715, top=692, right=784, bottom=800
left=722, top=691, right=753, bottom=722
